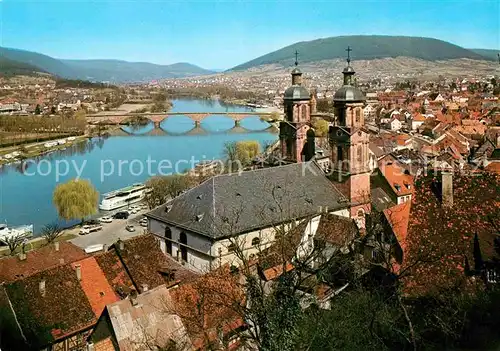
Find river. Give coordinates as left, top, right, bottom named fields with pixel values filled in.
left=0, top=99, right=278, bottom=233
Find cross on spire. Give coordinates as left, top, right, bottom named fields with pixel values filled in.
left=346, top=46, right=352, bottom=64
left=294, top=50, right=299, bottom=66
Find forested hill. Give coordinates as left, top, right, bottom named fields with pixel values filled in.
left=0, top=47, right=214, bottom=82
left=0, top=56, right=48, bottom=77
left=231, top=35, right=495, bottom=71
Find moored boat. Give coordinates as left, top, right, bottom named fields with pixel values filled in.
left=0, top=224, right=33, bottom=244
left=99, top=183, right=147, bottom=211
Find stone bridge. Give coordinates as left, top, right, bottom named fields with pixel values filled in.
left=87, top=111, right=282, bottom=128
left=108, top=124, right=279, bottom=137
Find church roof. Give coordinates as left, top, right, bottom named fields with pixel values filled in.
left=284, top=85, right=310, bottom=101
left=333, top=85, right=365, bottom=103
left=146, top=162, right=349, bottom=239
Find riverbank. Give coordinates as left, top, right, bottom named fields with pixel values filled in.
left=0, top=134, right=89, bottom=167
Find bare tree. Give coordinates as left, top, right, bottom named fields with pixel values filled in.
left=3, top=233, right=29, bottom=256
left=40, top=222, right=62, bottom=244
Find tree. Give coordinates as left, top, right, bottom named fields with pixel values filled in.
left=223, top=140, right=260, bottom=172
left=53, top=179, right=99, bottom=223
left=236, top=140, right=260, bottom=166
left=34, top=104, right=41, bottom=115
left=40, top=222, right=62, bottom=244
left=3, top=233, right=30, bottom=256
left=145, top=174, right=195, bottom=209
left=316, top=98, right=332, bottom=113
left=312, top=118, right=329, bottom=137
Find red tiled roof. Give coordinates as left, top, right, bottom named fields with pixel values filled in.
left=413, top=113, right=426, bottom=122
left=95, top=235, right=198, bottom=296
left=378, top=158, right=414, bottom=197
left=170, top=265, right=245, bottom=350
left=262, top=262, right=294, bottom=281
left=384, top=202, right=411, bottom=255
left=485, top=162, right=500, bottom=174
left=0, top=242, right=88, bottom=283
left=2, top=263, right=96, bottom=347
left=402, top=173, right=500, bottom=297
left=71, top=257, right=119, bottom=317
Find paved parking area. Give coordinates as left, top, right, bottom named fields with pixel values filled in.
left=69, top=208, right=149, bottom=250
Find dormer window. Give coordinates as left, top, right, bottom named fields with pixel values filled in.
left=394, top=183, right=401, bottom=192
left=165, top=205, right=172, bottom=213
left=196, top=214, right=204, bottom=222
left=196, top=194, right=203, bottom=200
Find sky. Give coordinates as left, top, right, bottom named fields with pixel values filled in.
left=1, top=0, right=498, bottom=69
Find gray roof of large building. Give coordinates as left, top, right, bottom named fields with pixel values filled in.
left=333, top=85, right=365, bottom=103
left=146, top=162, right=349, bottom=239
left=284, top=85, right=310, bottom=101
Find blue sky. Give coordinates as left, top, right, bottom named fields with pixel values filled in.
left=1, top=0, right=498, bottom=69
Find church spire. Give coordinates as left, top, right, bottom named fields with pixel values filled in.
left=342, top=46, right=355, bottom=86
left=291, top=50, right=303, bottom=85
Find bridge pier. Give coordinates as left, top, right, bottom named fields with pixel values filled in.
left=194, top=120, right=201, bottom=127
left=234, top=120, right=241, bottom=127
left=154, top=121, right=161, bottom=128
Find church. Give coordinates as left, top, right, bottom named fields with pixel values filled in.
left=145, top=49, right=373, bottom=272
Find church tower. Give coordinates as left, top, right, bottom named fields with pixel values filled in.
left=329, top=47, right=371, bottom=221
left=280, top=52, right=312, bottom=163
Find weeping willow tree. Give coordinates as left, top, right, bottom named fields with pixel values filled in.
left=53, top=178, right=99, bottom=224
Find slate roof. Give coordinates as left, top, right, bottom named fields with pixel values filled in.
left=284, top=85, right=310, bottom=101
left=147, top=162, right=349, bottom=239
left=333, top=85, right=365, bottom=103
left=0, top=242, right=87, bottom=283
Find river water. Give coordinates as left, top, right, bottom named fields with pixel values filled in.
left=0, top=99, right=278, bottom=233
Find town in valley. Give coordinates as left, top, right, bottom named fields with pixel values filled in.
left=0, top=1, right=499, bottom=350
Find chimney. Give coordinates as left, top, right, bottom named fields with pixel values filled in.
left=75, top=264, right=81, bottom=281
left=130, top=289, right=138, bottom=306
left=142, top=284, right=149, bottom=292
left=39, top=280, right=46, bottom=297
left=18, top=252, right=27, bottom=261
left=102, top=244, right=108, bottom=252
left=118, top=239, right=124, bottom=250
left=442, top=172, right=453, bottom=208
left=54, top=241, right=60, bottom=251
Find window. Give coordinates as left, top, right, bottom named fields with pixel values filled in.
left=357, top=209, right=365, bottom=218
left=179, top=232, right=187, bottom=262
left=355, top=108, right=361, bottom=123
left=337, top=146, right=344, bottom=161
left=252, top=237, right=260, bottom=246
left=165, top=227, right=172, bottom=255
left=356, top=145, right=362, bottom=163
left=302, top=105, right=307, bottom=121
left=487, top=270, right=499, bottom=283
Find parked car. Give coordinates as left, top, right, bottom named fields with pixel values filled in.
left=125, top=225, right=135, bottom=232
left=139, top=218, right=148, bottom=227
left=84, top=219, right=100, bottom=225
left=130, top=208, right=138, bottom=214
left=79, top=224, right=103, bottom=235
left=99, top=216, right=112, bottom=223
left=113, top=211, right=129, bottom=219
